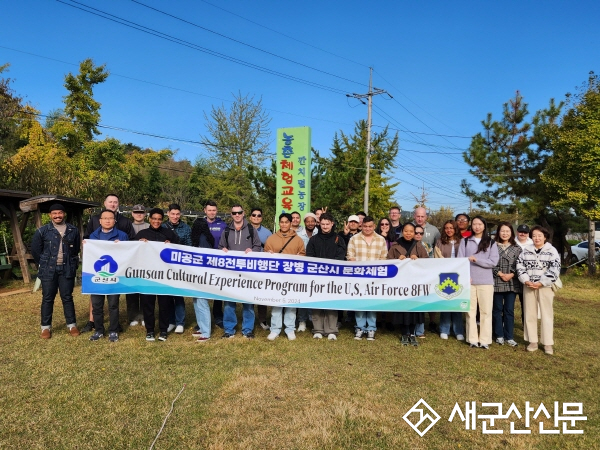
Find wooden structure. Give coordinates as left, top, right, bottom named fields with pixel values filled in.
left=0, top=189, right=32, bottom=283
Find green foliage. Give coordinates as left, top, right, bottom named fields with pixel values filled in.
left=50, top=59, right=108, bottom=156
left=543, top=72, right=600, bottom=221
left=0, top=63, right=28, bottom=162
left=313, top=120, right=399, bottom=222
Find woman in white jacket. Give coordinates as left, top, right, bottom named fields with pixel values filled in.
left=516, top=225, right=561, bottom=355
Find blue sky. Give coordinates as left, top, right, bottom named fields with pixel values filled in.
left=1, top=0, right=598, bottom=213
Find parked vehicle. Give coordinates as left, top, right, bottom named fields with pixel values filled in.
left=567, top=241, right=600, bottom=265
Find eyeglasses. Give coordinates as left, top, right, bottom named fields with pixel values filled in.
left=251, top=213, right=262, bottom=217
left=415, top=231, right=424, bottom=235
left=231, top=211, right=244, bottom=215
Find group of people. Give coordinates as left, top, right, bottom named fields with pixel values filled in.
left=31, top=196, right=562, bottom=354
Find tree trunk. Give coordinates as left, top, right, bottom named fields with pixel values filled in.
left=588, top=219, right=596, bottom=275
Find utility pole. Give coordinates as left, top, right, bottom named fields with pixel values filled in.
left=347, top=67, right=390, bottom=214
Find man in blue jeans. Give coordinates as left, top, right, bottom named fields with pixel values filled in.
left=31, top=203, right=81, bottom=339
left=218, top=204, right=262, bottom=339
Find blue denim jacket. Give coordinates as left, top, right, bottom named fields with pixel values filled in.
left=31, top=223, right=81, bottom=279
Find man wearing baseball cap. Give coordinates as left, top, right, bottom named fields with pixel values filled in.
left=339, top=215, right=361, bottom=246
left=31, top=204, right=81, bottom=339
left=516, top=224, right=533, bottom=249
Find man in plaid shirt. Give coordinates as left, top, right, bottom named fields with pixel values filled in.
left=347, top=216, right=389, bottom=341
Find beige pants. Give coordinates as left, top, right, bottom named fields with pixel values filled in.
left=523, top=286, right=554, bottom=345
left=466, top=284, right=494, bottom=346
left=312, top=309, right=339, bottom=335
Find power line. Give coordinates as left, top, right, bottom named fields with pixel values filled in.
left=131, top=0, right=367, bottom=88
left=56, top=0, right=348, bottom=95
left=199, top=0, right=369, bottom=69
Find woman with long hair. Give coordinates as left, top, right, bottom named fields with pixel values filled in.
left=492, top=222, right=522, bottom=347
left=434, top=220, right=465, bottom=341
left=516, top=226, right=561, bottom=355
left=387, top=223, right=428, bottom=346
left=457, top=215, right=499, bottom=349
left=376, top=217, right=397, bottom=250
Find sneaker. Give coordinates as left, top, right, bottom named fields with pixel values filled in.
left=158, top=332, right=168, bottom=341
left=41, top=329, right=51, bottom=339
left=175, top=325, right=184, bottom=334
left=480, top=344, right=489, bottom=350
left=354, top=329, right=364, bottom=340
left=366, top=330, right=375, bottom=341
left=221, top=333, right=235, bottom=339
left=167, top=324, right=176, bottom=333
left=286, top=331, right=297, bottom=341
left=192, top=330, right=203, bottom=338
left=440, top=333, right=449, bottom=340
left=410, top=335, right=419, bottom=346
left=400, top=335, right=409, bottom=346
left=267, top=332, right=278, bottom=341
left=313, top=333, right=323, bottom=339
left=193, top=325, right=200, bottom=332
left=495, top=337, right=505, bottom=345
left=544, top=345, right=554, bottom=355
left=297, top=321, right=307, bottom=332
left=89, top=331, right=103, bottom=341
left=108, top=332, right=119, bottom=343
left=456, top=334, right=465, bottom=341
left=142, top=320, right=145, bottom=327
left=69, top=326, right=80, bottom=337
left=195, top=336, right=210, bottom=343
left=328, top=333, right=337, bottom=341
left=506, top=339, right=518, bottom=347
left=146, top=332, right=155, bottom=341
left=243, top=333, right=255, bottom=339
left=129, top=320, right=139, bottom=327
left=470, top=343, right=479, bottom=348
left=527, top=342, right=538, bottom=352
left=259, top=321, right=269, bottom=330
left=81, top=321, right=94, bottom=333
left=214, top=321, right=224, bottom=329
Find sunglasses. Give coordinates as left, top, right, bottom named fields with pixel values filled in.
left=456, top=219, right=468, bottom=222
left=231, top=211, right=244, bottom=215
left=380, top=223, right=390, bottom=226
left=251, top=213, right=262, bottom=217
left=415, top=231, right=424, bottom=235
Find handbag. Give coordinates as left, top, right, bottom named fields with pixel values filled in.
left=533, top=252, right=562, bottom=292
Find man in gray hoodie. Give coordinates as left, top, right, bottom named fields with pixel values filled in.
left=218, top=205, right=262, bottom=338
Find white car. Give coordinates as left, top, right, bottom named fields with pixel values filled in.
left=568, top=241, right=600, bottom=265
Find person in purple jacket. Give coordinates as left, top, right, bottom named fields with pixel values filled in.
left=457, top=215, right=499, bottom=349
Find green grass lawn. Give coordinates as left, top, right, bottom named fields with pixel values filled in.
left=0, top=274, right=598, bottom=449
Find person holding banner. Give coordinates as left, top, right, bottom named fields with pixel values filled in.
left=190, top=216, right=215, bottom=342
left=218, top=205, right=262, bottom=339
left=457, top=216, right=499, bottom=350
left=347, top=216, right=388, bottom=341
left=434, top=220, right=465, bottom=341
left=249, top=207, right=272, bottom=330
left=306, top=212, right=346, bottom=340
left=87, top=209, right=129, bottom=342
left=388, top=222, right=428, bottom=346
left=296, top=212, right=319, bottom=332
left=265, top=213, right=306, bottom=341
left=136, top=208, right=180, bottom=342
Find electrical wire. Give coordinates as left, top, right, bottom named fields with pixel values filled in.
left=149, top=384, right=186, bottom=450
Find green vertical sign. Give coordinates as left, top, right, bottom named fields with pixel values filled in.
left=276, top=127, right=311, bottom=217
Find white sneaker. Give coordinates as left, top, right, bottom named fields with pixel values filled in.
left=354, top=329, right=364, bottom=340
left=142, top=320, right=145, bottom=326
left=456, top=334, right=465, bottom=341
left=366, top=330, right=375, bottom=341
left=313, top=333, right=323, bottom=339
left=175, top=325, right=184, bottom=334
left=297, top=321, right=307, bottom=332
left=286, top=331, right=297, bottom=341
left=328, top=334, right=337, bottom=341
left=259, top=321, right=269, bottom=330
left=495, top=337, right=505, bottom=345
left=506, top=339, right=518, bottom=347
left=167, top=324, right=176, bottom=333
left=440, top=333, right=448, bottom=340
left=129, top=320, right=139, bottom=327
left=267, top=332, right=278, bottom=341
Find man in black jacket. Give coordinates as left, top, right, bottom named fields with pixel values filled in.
left=136, top=208, right=180, bottom=342
left=82, top=194, right=136, bottom=332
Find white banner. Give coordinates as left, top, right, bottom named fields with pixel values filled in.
left=82, top=241, right=471, bottom=312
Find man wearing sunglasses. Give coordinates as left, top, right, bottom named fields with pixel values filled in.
left=249, top=207, right=272, bottom=329
left=218, top=205, right=262, bottom=338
